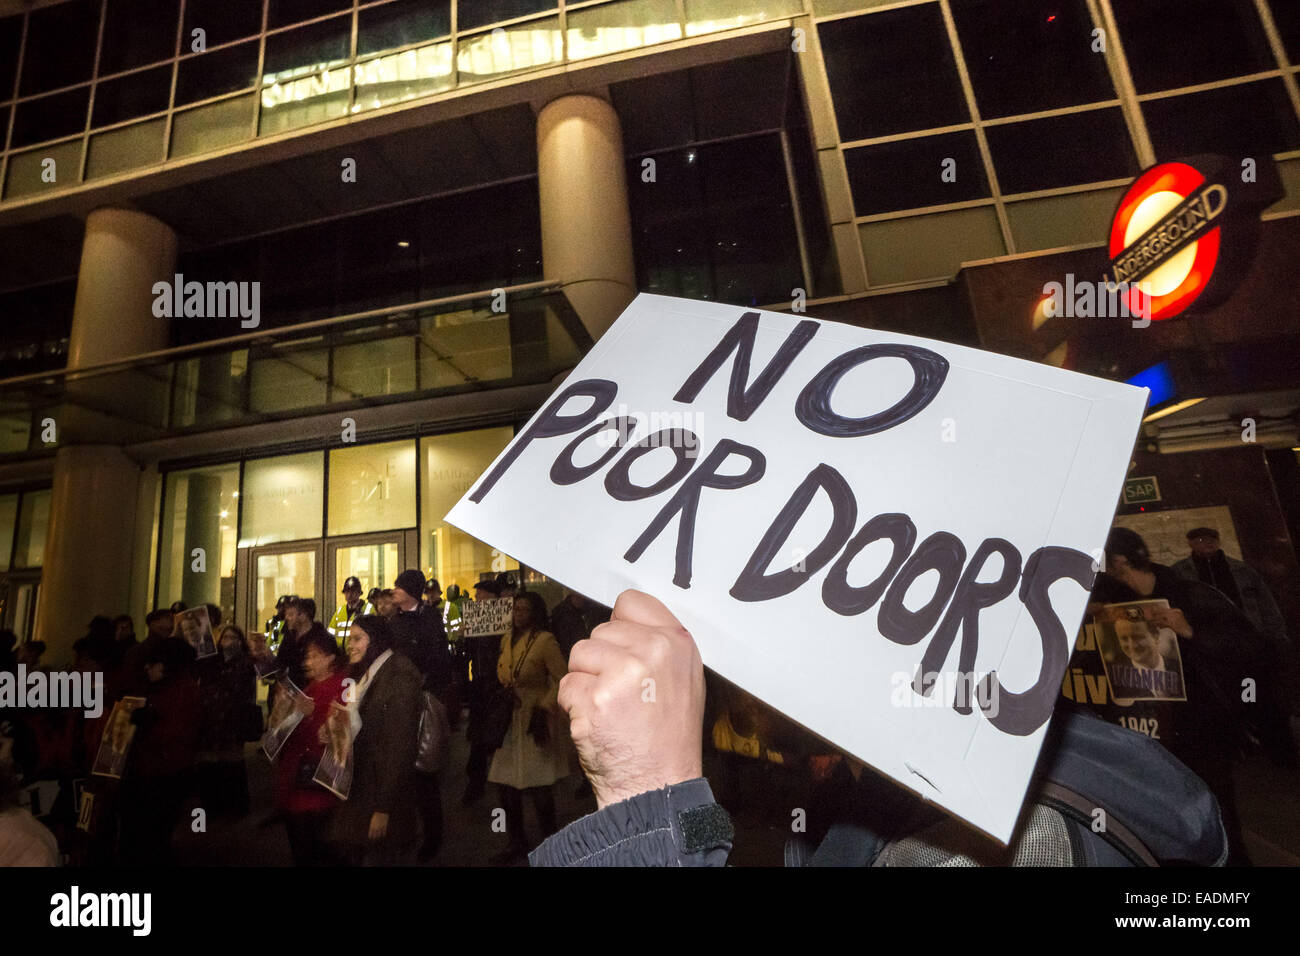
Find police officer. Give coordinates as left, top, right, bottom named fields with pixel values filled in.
left=327, top=576, right=373, bottom=650
left=265, top=595, right=290, bottom=655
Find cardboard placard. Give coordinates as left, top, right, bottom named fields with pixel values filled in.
left=445, top=294, right=1148, bottom=841
left=460, top=596, right=513, bottom=638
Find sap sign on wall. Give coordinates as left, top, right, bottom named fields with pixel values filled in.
left=446, top=294, right=1148, bottom=842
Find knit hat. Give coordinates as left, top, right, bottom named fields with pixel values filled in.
left=394, top=569, right=426, bottom=601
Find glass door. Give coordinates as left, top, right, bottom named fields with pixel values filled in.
left=247, top=542, right=323, bottom=636
left=324, top=532, right=407, bottom=626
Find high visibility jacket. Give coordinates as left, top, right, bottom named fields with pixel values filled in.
left=328, top=600, right=373, bottom=648
left=265, top=617, right=286, bottom=655
left=443, top=598, right=464, bottom=643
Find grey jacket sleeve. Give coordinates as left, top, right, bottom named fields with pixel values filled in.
left=529, top=778, right=733, bottom=867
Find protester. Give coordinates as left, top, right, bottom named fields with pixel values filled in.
left=0, top=727, right=59, bottom=866
left=195, top=625, right=258, bottom=816
left=273, top=597, right=330, bottom=697
left=330, top=615, right=422, bottom=866
left=117, top=638, right=202, bottom=867
left=1090, top=527, right=1270, bottom=864
left=327, top=577, right=373, bottom=650
left=487, top=591, right=568, bottom=864
left=373, top=589, right=398, bottom=619
left=389, top=569, right=452, bottom=700
left=1172, top=527, right=1295, bottom=764
left=15, top=641, right=45, bottom=671
left=460, top=578, right=502, bottom=806
left=0, top=630, right=15, bottom=673
left=549, top=590, right=611, bottom=661
left=110, top=615, right=137, bottom=669
left=275, top=631, right=347, bottom=866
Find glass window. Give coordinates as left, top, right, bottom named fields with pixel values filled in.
left=261, top=16, right=353, bottom=133
left=628, top=136, right=804, bottom=305
left=171, top=94, right=256, bottom=156
left=158, top=464, right=240, bottom=613
left=177, top=40, right=261, bottom=105
left=263, top=15, right=353, bottom=78
left=818, top=6, right=968, bottom=141
left=240, top=452, right=325, bottom=546
left=358, top=0, right=452, bottom=56
left=684, top=0, right=802, bottom=37
left=1112, top=0, right=1275, bottom=94
left=20, top=0, right=100, bottom=96
left=3, top=142, right=84, bottom=199
left=328, top=439, right=417, bottom=536
left=457, top=16, right=561, bottom=83
left=950, top=0, right=1115, bottom=118
left=248, top=345, right=331, bottom=411
left=0, top=494, right=17, bottom=571
left=92, top=66, right=172, bottom=127
left=1270, top=0, right=1300, bottom=64
left=0, top=15, right=22, bottom=100
left=457, top=0, right=555, bottom=32
left=13, top=488, right=51, bottom=568
left=1143, top=79, right=1300, bottom=162
left=268, top=0, right=352, bottom=30
left=814, top=0, right=900, bottom=13
left=567, top=0, right=682, bottom=61
left=984, top=108, right=1138, bottom=195
left=0, top=415, right=29, bottom=455
left=420, top=427, right=517, bottom=592
left=12, top=87, right=90, bottom=148
left=1004, top=186, right=1125, bottom=253
left=418, top=308, right=513, bottom=388
left=844, top=131, right=989, bottom=216
left=100, top=0, right=179, bottom=74
left=353, top=40, right=455, bottom=109
left=859, top=206, right=1005, bottom=285
left=86, top=118, right=167, bottom=178
left=185, top=0, right=265, bottom=48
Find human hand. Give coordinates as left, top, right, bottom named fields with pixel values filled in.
left=1149, top=607, right=1193, bottom=639
left=559, top=590, right=705, bottom=810
left=369, top=812, right=388, bottom=841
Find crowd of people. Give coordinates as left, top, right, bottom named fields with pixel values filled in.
left=0, top=567, right=612, bottom=867
left=0, top=521, right=1293, bottom=867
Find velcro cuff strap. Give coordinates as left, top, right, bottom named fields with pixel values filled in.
left=678, top=803, right=734, bottom=854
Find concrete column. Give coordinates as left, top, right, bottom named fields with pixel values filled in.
left=34, top=208, right=177, bottom=660
left=536, top=93, right=637, bottom=342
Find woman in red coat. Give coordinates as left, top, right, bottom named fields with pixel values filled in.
left=274, top=631, right=347, bottom=866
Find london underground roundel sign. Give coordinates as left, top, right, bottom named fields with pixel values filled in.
left=1106, top=162, right=1225, bottom=322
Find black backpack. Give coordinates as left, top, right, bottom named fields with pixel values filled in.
left=789, top=710, right=1227, bottom=867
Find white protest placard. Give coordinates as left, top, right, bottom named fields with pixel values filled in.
left=461, top=597, right=513, bottom=638
left=446, top=293, right=1148, bottom=842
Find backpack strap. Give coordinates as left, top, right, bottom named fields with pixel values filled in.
left=1038, top=781, right=1159, bottom=866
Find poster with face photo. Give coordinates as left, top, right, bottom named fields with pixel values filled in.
left=262, top=678, right=309, bottom=761
left=312, top=702, right=357, bottom=800
left=91, top=696, right=147, bottom=778
left=175, top=605, right=218, bottom=660
left=1096, top=600, right=1187, bottom=704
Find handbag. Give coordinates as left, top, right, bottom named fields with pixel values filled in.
left=414, top=692, right=451, bottom=773
left=527, top=706, right=551, bottom=747
left=483, top=631, right=540, bottom=751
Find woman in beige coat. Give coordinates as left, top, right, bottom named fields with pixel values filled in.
left=488, top=590, right=569, bottom=863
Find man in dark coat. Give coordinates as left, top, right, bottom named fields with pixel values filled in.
left=389, top=570, right=452, bottom=700
left=1092, top=527, right=1270, bottom=864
